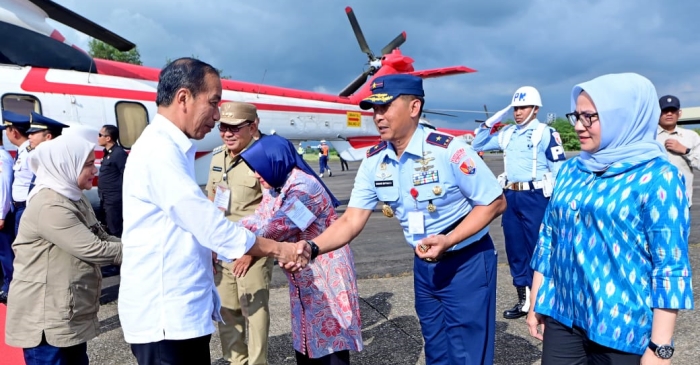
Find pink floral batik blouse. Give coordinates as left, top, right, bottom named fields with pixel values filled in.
left=240, top=168, right=363, bottom=358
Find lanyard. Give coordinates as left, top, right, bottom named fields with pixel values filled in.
left=222, top=153, right=244, bottom=182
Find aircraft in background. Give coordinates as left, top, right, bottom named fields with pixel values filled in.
left=0, top=0, right=479, bottom=189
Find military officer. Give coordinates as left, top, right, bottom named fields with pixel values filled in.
left=4, top=111, right=31, bottom=235
left=206, top=101, right=272, bottom=365
left=471, top=86, right=567, bottom=320
left=0, top=110, right=25, bottom=304
left=290, top=74, right=506, bottom=364
left=25, top=113, right=70, bottom=197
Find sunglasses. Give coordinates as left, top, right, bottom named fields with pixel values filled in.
left=218, top=122, right=253, bottom=133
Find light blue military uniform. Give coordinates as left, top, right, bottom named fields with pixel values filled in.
left=472, top=113, right=567, bottom=320
left=349, top=74, right=503, bottom=365
left=4, top=112, right=33, bottom=236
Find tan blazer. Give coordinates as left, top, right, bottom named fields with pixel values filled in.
left=5, top=188, right=122, bottom=348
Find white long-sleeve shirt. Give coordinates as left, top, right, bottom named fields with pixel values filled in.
left=118, top=114, right=256, bottom=344
left=0, top=147, right=14, bottom=219
left=657, top=126, right=700, bottom=206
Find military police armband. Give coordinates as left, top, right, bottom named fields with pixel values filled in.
left=426, top=132, right=452, bottom=148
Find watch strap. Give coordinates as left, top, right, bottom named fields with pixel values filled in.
left=306, top=240, right=320, bottom=261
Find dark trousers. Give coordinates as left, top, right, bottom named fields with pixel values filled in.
left=413, top=234, right=497, bottom=365
left=502, top=189, right=549, bottom=288
left=130, top=335, right=211, bottom=365
left=339, top=158, right=348, bottom=171
left=0, top=211, right=15, bottom=292
left=101, top=198, right=123, bottom=237
left=542, top=316, right=642, bottom=365
left=23, top=333, right=89, bottom=365
left=295, top=350, right=349, bottom=365
left=13, top=204, right=25, bottom=237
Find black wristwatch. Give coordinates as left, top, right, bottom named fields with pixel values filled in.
left=685, top=147, right=691, bottom=155
left=648, top=340, right=674, bottom=359
left=305, top=240, right=320, bottom=261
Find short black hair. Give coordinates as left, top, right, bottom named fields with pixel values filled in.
left=102, top=124, right=120, bottom=144
left=155, top=57, right=220, bottom=107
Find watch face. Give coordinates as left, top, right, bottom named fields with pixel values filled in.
left=656, top=345, right=674, bottom=359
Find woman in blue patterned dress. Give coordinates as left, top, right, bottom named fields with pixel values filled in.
left=526, top=73, right=694, bottom=364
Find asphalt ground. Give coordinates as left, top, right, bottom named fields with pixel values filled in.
left=4, top=153, right=700, bottom=364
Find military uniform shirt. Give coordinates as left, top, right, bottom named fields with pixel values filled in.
left=472, top=119, right=566, bottom=182
left=656, top=126, right=700, bottom=205
left=98, top=145, right=128, bottom=197
left=348, top=124, right=502, bottom=249
left=0, top=147, right=13, bottom=219
left=12, top=140, right=32, bottom=203
left=205, top=141, right=263, bottom=223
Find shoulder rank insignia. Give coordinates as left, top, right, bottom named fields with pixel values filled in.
left=366, top=141, right=387, bottom=158
left=212, top=145, right=225, bottom=155
left=426, top=132, right=453, bottom=148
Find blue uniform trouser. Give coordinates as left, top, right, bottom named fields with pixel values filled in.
left=414, top=234, right=497, bottom=365
left=14, top=204, right=25, bottom=237
left=0, top=211, right=15, bottom=292
left=319, top=155, right=329, bottom=174
left=502, top=188, right=549, bottom=288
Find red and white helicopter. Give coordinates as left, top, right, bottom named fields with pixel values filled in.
left=0, top=0, right=478, bottom=193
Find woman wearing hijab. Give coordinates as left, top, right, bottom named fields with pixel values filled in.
left=5, top=134, right=122, bottom=365
left=526, top=73, right=694, bottom=364
left=239, top=135, right=362, bottom=365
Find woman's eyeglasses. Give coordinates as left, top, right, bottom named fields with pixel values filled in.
left=218, top=122, right=253, bottom=133
left=566, top=111, right=599, bottom=127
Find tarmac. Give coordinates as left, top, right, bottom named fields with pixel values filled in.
left=4, top=154, right=700, bottom=364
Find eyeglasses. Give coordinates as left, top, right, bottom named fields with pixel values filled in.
left=566, top=111, right=599, bottom=127
left=218, top=122, right=253, bottom=133
left=98, top=133, right=104, bottom=137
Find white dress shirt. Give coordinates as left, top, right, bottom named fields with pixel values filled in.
left=118, top=114, right=256, bottom=344
left=0, top=147, right=14, bottom=219
left=657, top=126, right=700, bottom=206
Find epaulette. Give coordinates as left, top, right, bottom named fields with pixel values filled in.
left=366, top=141, right=387, bottom=158
left=212, top=145, right=225, bottom=155
left=426, top=132, right=453, bottom=148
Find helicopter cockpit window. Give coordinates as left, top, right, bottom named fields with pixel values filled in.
left=1, top=94, right=42, bottom=116
left=115, top=101, right=148, bottom=149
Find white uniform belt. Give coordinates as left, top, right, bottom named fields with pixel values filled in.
left=505, top=180, right=545, bottom=191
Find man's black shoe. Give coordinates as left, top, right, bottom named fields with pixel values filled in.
left=0, top=290, right=8, bottom=304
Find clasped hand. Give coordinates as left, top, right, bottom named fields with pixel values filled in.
left=277, top=241, right=311, bottom=273
left=415, top=234, right=451, bottom=260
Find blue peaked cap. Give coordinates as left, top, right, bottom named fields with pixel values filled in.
left=2, top=110, right=31, bottom=130
left=359, top=74, right=424, bottom=110
left=27, top=112, right=70, bottom=134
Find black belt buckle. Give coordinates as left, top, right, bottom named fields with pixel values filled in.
left=12, top=201, right=26, bottom=209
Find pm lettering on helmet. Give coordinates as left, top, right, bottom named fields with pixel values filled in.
left=514, top=93, right=526, bottom=102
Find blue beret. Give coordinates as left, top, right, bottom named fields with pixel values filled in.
left=359, top=74, right=424, bottom=110
left=2, top=110, right=31, bottom=130
left=27, top=112, right=70, bottom=134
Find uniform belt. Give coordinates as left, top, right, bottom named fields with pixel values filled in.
left=505, top=180, right=545, bottom=191
left=12, top=201, right=26, bottom=208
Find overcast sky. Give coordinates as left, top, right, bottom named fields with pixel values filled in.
left=50, top=0, right=700, bottom=129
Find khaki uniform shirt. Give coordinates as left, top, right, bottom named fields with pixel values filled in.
left=206, top=141, right=263, bottom=223
left=5, top=189, right=122, bottom=348
left=657, top=126, right=700, bottom=205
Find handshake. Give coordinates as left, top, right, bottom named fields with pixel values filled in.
left=274, top=240, right=316, bottom=273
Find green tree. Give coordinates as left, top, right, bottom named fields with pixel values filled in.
left=164, top=56, right=231, bottom=79
left=88, top=39, right=142, bottom=65
left=550, top=118, right=580, bottom=151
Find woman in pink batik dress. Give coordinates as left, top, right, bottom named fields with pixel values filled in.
left=239, top=135, right=363, bottom=365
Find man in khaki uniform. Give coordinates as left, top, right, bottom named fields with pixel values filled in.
left=206, top=101, right=273, bottom=365
left=657, top=95, right=700, bottom=206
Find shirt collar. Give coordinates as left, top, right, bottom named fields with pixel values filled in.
left=657, top=126, right=679, bottom=135
left=403, top=124, right=427, bottom=159
left=153, top=114, right=195, bottom=155
left=515, top=119, right=540, bottom=134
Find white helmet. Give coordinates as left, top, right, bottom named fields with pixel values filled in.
left=511, top=86, right=542, bottom=107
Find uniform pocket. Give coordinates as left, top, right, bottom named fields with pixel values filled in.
left=68, top=283, right=99, bottom=320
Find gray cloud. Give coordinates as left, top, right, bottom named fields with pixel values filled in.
left=49, top=0, right=700, bottom=129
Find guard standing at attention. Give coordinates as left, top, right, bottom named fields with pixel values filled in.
left=290, top=74, right=507, bottom=364
left=97, top=125, right=128, bottom=237
left=471, top=86, right=567, bottom=320
left=206, top=101, right=272, bottom=365
left=0, top=110, right=21, bottom=304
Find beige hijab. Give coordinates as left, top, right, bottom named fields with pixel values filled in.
left=27, top=134, right=95, bottom=202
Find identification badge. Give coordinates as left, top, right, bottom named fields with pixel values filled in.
left=283, top=198, right=316, bottom=231
left=408, top=211, right=425, bottom=235
left=213, top=183, right=231, bottom=213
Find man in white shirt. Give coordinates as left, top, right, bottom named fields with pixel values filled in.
left=656, top=95, right=700, bottom=206
left=118, top=57, right=309, bottom=365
